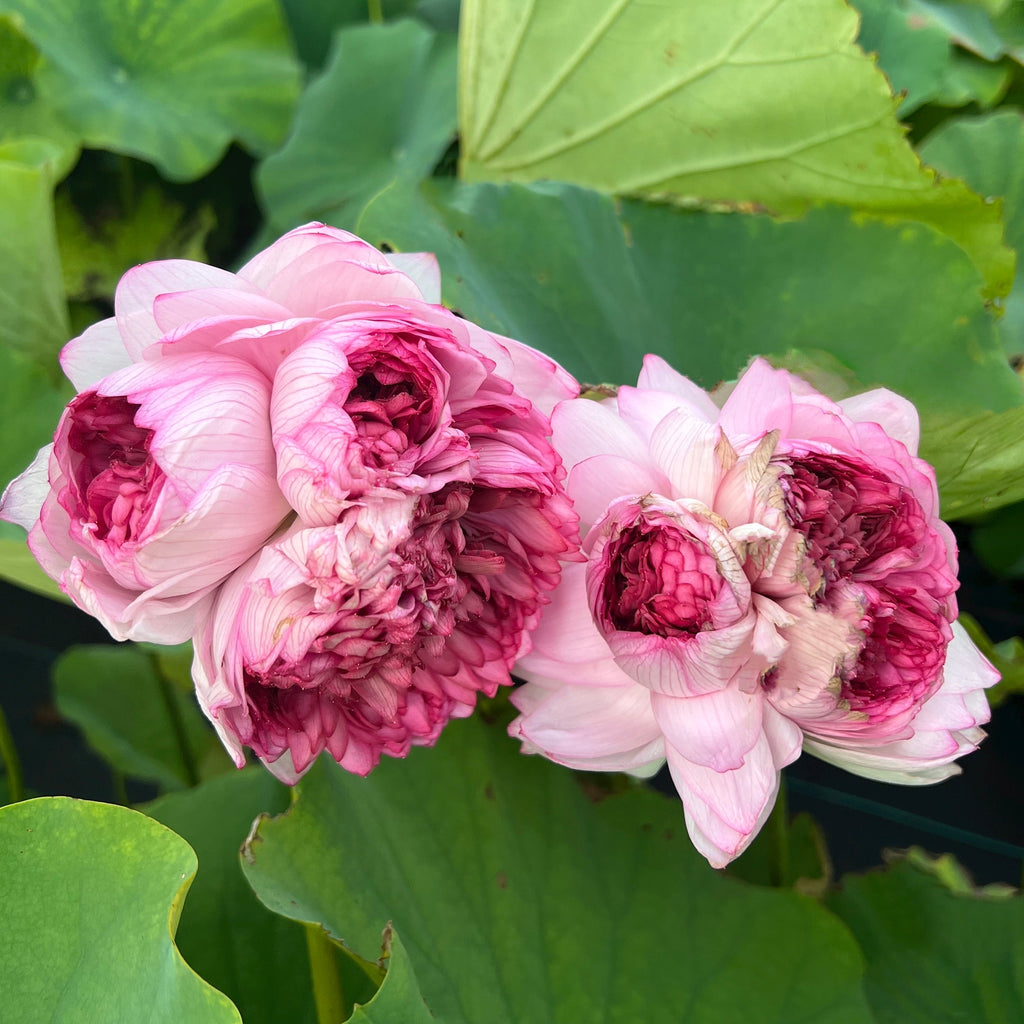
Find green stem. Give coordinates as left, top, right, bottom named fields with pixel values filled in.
left=0, top=700, right=24, bottom=803
left=150, top=655, right=199, bottom=788
left=768, top=775, right=790, bottom=888
left=367, top=0, right=383, bottom=24
left=305, top=924, right=346, bottom=1024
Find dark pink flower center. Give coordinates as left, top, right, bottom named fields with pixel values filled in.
left=241, top=474, right=574, bottom=774
left=63, top=392, right=163, bottom=545
left=781, top=453, right=928, bottom=587
left=603, top=520, right=722, bottom=637
left=837, top=582, right=951, bottom=723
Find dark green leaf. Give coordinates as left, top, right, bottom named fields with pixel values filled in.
left=258, top=20, right=456, bottom=234
left=971, top=499, right=1024, bottom=577
left=56, top=186, right=214, bottom=302
left=145, top=769, right=323, bottom=1024
left=855, top=0, right=952, bottom=114
left=0, top=797, right=241, bottom=1023
left=829, top=854, right=1024, bottom=1023
left=53, top=644, right=228, bottom=790
left=348, top=928, right=434, bottom=1023
left=242, top=717, right=872, bottom=1024
left=358, top=178, right=1021, bottom=415
left=729, top=808, right=833, bottom=898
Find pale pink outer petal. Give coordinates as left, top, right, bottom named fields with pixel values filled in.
left=236, top=223, right=391, bottom=290
left=650, top=687, right=764, bottom=772
left=802, top=621, right=997, bottom=783
left=551, top=397, right=651, bottom=475
left=648, top=411, right=723, bottom=507
left=605, top=615, right=759, bottom=698
left=60, top=318, right=132, bottom=390
left=666, top=732, right=779, bottom=869
left=152, top=289, right=294, bottom=337
left=667, top=702, right=802, bottom=867
left=191, top=554, right=255, bottom=768
left=115, top=260, right=249, bottom=360
left=515, top=562, right=637, bottom=686
left=0, top=444, right=52, bottom=530
left=260, top=251, right=425, bottom=313
left=566, top=455, right=664, bottom=531
left=461, top=321, right=578, bottom=418
left=615, top=385, right=710, bottom=446
left=385, top=252, right=442, bottom=304
left=839, top=389, right=920, bottom=456
left=121, top=464, right=290, bottom=595
left=62, top=553, right=218, bottom=642
left=509, top=679, right=665, bottom=775
left=716, top=358, right=796, bottom=443
left=259, top=748, right=305, bottom=786
left=636, top=354, right=721, bottom=421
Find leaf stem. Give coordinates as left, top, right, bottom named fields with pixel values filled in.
left=150, top=653, right=199, bottom=787
left=305, top=924, right=346, bottom=1024
left=0, top=700, right=24, bottom=803
left=367, top=0, right=383, bottom=24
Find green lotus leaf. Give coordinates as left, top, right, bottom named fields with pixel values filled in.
left=0, top=797, right=241, bottom=1023
left=1, top=0, right=301, bottom=181
left=242, top=716, right=872, bottom=1024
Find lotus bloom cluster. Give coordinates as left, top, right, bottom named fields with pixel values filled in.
left=1, top=224, right=579, bottom=782
left=510, top=357, right=999, bottom=866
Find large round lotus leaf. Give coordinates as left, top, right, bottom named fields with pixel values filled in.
left=457, top=0, right=1011, bottom=299
left=2, top=0, right=301, bottom=181
left=242, top=716, right=873, bottom=1024
left=0, top=797, right=241, bottom=1023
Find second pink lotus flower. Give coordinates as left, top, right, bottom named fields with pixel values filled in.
left=511, top=356, right=998, bottom=867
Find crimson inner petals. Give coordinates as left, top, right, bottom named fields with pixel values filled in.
left=236, top=475, right=574, bottom=774
left=781, top=452, right=944, bottom=592
left=603, top=520, right=722, bottom=637
left=835, top=583, right=951, bottom=722
left=63, top=392, right=164, bottom=544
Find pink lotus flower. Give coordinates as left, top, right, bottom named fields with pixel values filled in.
left=160, top=224, right=580, bottom=779
left=511, top=356, right=998, bottom=867
left=1, top=352, right=288, bottom=641
left=2, top=222, right=579, bottom=780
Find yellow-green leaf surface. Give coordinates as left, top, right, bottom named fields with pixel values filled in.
left=145, top=770, right=321, bottom=1024
left=0, top=797, right=241, bottom=1024
left=0, top=0, right=301, bottom=181
left=458, top=0, right=1012, bottom=297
